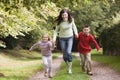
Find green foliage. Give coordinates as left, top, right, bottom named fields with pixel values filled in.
left=0, top=0, right=120, bottom=51
left=100, top=11, right=120, bottom=55
left=100, top=22, right=120, bottom=55
left=0, top=1, right=59, bottom=48
left=72, top=0, right=111, bottom=37
left=0, top=3, right=40, bottom=48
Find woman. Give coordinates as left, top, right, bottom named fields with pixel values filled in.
left=53, top=9, right=78, bottom=74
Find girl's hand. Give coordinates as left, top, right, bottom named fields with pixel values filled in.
left=51, top=40, right=56, bottom=48
left=29, top=49, right=32, bottom=52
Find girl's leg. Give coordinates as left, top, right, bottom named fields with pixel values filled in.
left=42, top=56, right=48, bottom=76
left=47, top=56, right=52, bottom=78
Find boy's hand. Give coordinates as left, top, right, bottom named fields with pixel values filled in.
left=97, top=49, right=101, bottom=53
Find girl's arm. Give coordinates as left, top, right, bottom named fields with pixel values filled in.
left=29, top=42, right=40, bottom=51
left=48, top=41, right=54, bottom=50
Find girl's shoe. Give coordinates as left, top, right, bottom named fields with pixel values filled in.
left=49, top=75, right=53, bottom=78
left=44, top=72, right=48, bottom=77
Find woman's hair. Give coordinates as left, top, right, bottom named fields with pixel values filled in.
left=56, top=9, right=73, bottom=25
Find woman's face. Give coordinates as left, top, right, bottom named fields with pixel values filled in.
left=62, top=12, right=68, bottom=20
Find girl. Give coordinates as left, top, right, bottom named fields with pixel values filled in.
left=29, top=34, right=53, bottom=78
left=53, top=9, right=78, bottom=74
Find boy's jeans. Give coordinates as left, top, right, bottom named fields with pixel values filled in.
left=80, top=53, right=92, bottom=72
left=59, top=36, right=73, bottom=62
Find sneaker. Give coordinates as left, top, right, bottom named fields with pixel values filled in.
left=44, top=72, right=48, bottom=77
left=87, top=71, right=93, bottom=76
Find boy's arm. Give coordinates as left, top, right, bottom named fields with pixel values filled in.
left=90, top=35, right=100, bottom=52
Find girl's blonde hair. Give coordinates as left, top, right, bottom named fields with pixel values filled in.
left=42, top=34, right=51, bottom=41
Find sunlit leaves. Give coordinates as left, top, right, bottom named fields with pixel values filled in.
left=112, top=11, right=120, bottom=25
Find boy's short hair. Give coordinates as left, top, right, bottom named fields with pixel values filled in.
left=84, top=25, right=90, bottom=28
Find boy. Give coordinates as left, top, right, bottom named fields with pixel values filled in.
left=77, top=25, right=100, bottom=75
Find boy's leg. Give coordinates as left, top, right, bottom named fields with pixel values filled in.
left=85, top=53, right=92, bottom=75
left=79, top=53, right=86, bottom=72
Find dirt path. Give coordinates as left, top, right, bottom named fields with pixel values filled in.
left=74, top=53, right=120, bottom=80
left=29, top=55, right=63, bottom=80
left=90, top=61, right=120, bottom=80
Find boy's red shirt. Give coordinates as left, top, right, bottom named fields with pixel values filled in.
left=77, top=32, right=100, bottom=54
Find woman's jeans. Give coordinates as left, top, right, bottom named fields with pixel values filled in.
left=59, top=36, right=73, bottom=62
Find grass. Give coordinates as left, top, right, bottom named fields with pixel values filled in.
left=91, top=49, right=120, bottom=74
left=0, top=48, right=120, bottom=80
left=0, top=49, right=60, bottom=80
left=52, top=55, right=89, bottom=80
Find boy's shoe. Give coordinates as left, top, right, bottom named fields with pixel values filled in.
left=82, top=66, right=86, bottom=72
left=87, top=71, right=93, bottom=76
left=44, top=72, right=48, bottom=77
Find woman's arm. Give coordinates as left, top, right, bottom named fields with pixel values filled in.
left=53, top=25, right=60, bottom=42
left=72, top=19, right=78, bottom=38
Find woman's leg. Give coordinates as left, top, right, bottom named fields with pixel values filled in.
left=59, top=36, right=73, bottom=62
left=59, top=38, right=67, bottom=62
left=59, top=37, right=73, bottom=74
left=66, top=36, right=73, bottom=62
